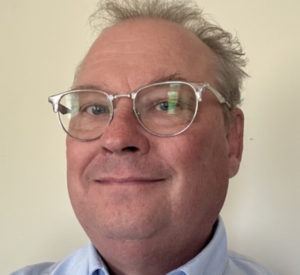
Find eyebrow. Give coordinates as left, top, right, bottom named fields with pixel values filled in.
left=149, top=73, right=188, bottom=83
left=72, top=83, right=108, bottom=91
left=72, top=73, right=189, bottom=92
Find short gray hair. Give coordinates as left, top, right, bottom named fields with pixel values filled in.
left=86, top=0, right=248, bottom=117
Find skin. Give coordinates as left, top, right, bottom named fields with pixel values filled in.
left=67, top=18, right=244, bottom=275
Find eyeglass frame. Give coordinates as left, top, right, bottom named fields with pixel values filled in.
left=48, top=81, right=231, bottom=141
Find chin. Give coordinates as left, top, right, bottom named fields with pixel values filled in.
left=95, top=214, right=169, bottom=241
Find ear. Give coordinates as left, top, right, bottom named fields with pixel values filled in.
left=226, top=108, right=244, bottom=178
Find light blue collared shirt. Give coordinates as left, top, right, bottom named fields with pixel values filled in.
left=10, top=218, right=279, bottom=275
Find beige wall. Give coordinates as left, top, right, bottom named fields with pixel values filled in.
left=1, top=1, right=299, bottom=274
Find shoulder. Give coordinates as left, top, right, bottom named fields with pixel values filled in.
left=9, top=262, right=59, bottom=275
left=10, top=245, right=90, bottom=275
left=225, top=250, right=279, bottom=275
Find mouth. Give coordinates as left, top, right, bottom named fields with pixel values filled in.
left=95, top=177, right=164, bottom=185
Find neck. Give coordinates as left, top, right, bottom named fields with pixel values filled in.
left=92, top=226, right=214, bottom=275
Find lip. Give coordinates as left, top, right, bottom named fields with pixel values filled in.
left=94, top=177, right=164, bottom=184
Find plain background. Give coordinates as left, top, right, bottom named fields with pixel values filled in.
left=1, top=0, right=299, bottom=274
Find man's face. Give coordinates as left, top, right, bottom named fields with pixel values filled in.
left=67, top=19, right=243, bottom=250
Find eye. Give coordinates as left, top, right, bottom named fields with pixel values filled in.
left=156, top=102, right=171, bottom=111
left=86, top=105, right=108, bottom=115
left=154, top=97, right=179, bottom=112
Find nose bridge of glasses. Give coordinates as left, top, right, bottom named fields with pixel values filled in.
left=112, top=94, right=132, bottom=101
left=110, top=93, right=140, bottom=127
left=111, top=94, right=133, bottom=104
left=111, top=93, right=137, bottom=109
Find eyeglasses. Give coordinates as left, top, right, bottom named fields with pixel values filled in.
left=48, top=81, right=231, bottom=141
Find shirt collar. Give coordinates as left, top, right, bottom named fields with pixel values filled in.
left=167, top=217, right=228, bottom=275
left=88, top=241, right=109, bottom=275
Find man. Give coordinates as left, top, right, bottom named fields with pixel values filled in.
left=12, top=0, right=278, bottom=274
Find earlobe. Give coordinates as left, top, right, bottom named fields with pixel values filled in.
left=226, top=108, right=244, bottom=178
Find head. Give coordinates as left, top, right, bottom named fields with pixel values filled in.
left=63, top=0, right=246, bottom=271
left=78, top=0, right=248, bottom=118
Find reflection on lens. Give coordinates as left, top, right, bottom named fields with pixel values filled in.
left=167, top=91, right=178, bottom=115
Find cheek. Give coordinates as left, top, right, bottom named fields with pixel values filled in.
left=66, top=138, right=97, bottom=212
left=66, top=137, right=98, bottom=179
left=66, top=142, right=99, bottom=235
left=156, top=123, right=225, bottom=175
left=153, top=119, right=229, bottom=223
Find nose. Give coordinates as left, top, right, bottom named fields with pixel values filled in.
left=98, top=98, right=150, bottom=155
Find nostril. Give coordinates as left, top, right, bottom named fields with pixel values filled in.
left=124, top=146, right=139, bottom=152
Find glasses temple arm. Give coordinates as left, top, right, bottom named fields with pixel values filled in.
left=58, top=104, right=71, bottom=115
left=206, top=84, right=232, bottom=109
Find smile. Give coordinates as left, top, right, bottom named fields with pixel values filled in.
left=94, top=177, right=164, bottom=185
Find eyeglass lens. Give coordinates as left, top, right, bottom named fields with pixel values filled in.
left=135, top=83, right=197, bottom=135
left=58, top=83, right=197, bottom=140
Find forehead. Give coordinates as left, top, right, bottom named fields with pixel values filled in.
left=76, top=18, right=216, bottom=91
